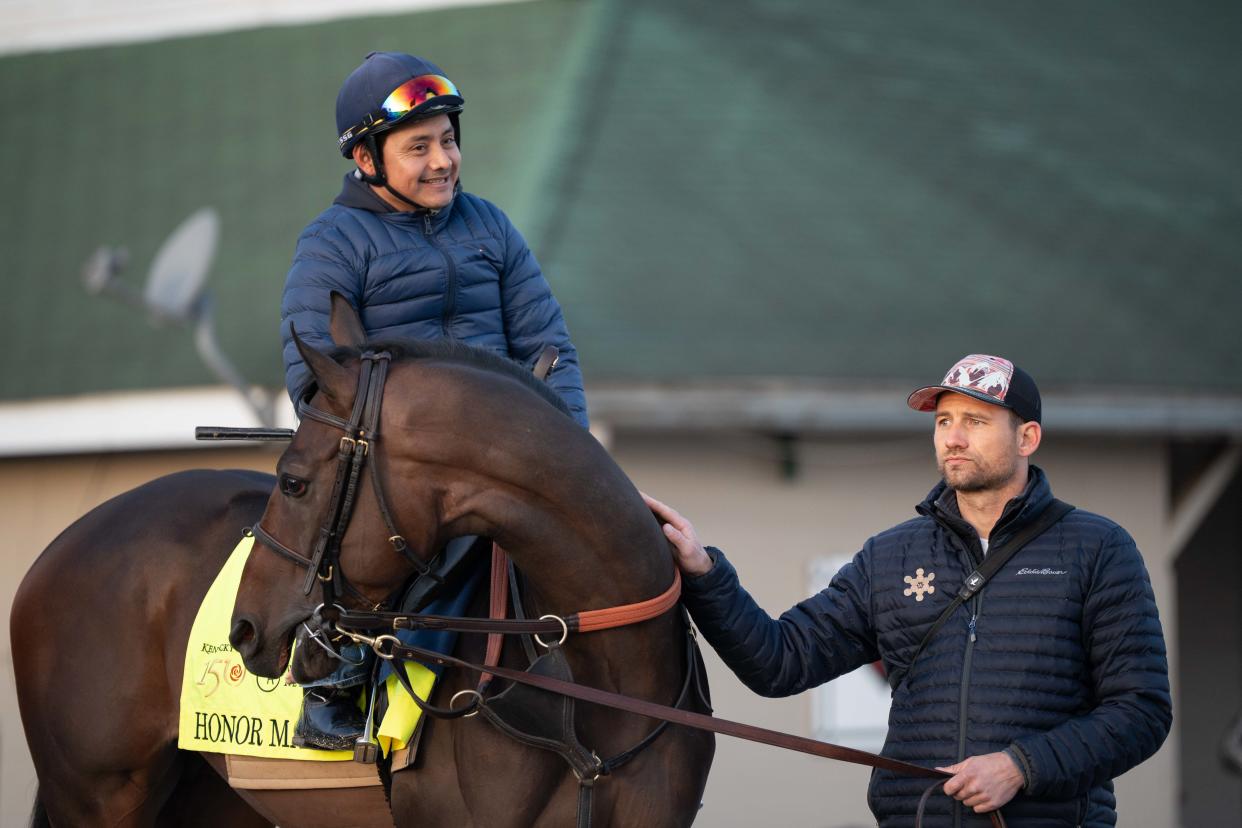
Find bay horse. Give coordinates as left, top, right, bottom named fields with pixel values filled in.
left=11, top=296, right=713, bottom=826
left=10, top=467, right=351, bottom=827
left=229, top=297, right=713, bottom=826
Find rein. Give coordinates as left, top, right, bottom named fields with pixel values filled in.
left=333, top=569, right=682, bottom=639
left=365, top=634, right=1005, bottom=828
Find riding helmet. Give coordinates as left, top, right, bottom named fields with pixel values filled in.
left=335, top=52, right=464, bottom=158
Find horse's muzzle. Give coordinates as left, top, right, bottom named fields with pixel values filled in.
left=229, top=615, right=258, bottom=660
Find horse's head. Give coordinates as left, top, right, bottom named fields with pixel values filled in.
left=229, top=295, right=440, bottom=682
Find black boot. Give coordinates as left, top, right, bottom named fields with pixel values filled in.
left=293, top=686, right=366, bottom=751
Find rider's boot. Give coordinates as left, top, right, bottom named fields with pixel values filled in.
left=293, top=684, right=366, bottom=751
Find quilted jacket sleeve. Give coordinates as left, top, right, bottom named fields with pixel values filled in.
left=280, top=224, right=364, bottom=404
left=681, top=546, right=880, bottom=697
left=497, top=215, right=589, bottom=428
left=1008, top=525, right=1172, bottom=799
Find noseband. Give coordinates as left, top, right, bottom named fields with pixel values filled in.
left=251, top=350, right=429, bottom=611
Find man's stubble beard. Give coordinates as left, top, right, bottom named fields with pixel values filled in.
left=939, top=452, right=1021, bottom=494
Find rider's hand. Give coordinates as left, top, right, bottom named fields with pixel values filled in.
left=641, top=493, right=714, bottom=576
left=937, top=751, right=1025, bottom=813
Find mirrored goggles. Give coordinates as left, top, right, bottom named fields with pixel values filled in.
left=379, top=74, right=461, bottom=120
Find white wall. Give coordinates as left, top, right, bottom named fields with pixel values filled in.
left=0, top=0, right=533, bottom=56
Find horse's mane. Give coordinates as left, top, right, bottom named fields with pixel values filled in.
left=326, top=338, right=573, bottom=418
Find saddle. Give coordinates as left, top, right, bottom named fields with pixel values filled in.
left=398, top=534, right=488, bottom=613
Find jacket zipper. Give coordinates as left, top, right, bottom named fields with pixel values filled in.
left=423, top=213, right=458, bottom=336
left=952, top=593, right=982, bottom=828
left=952, top=537, right=984, bottom=828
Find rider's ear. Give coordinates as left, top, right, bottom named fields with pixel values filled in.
left=291, top=323, right=353, bottom=408
left=328, top=291, right=367, bottom=348
left=351, top=141, right=377, bottom=177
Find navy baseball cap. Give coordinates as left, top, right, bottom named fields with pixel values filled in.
left=907, top=354, right=1042, bottom=423
left=335, top=52, right=464, bottom=157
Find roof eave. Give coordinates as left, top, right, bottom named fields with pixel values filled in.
left=3, top=381, right=1241, bottom=458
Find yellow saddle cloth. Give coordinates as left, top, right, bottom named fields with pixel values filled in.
left=178, top=535, right=436, bottom=760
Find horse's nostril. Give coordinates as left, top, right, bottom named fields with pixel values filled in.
left=229, top=617, right=257, bottom=654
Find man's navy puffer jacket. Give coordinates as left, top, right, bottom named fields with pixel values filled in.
left=281, top=172, right=588, bottom=427
left=682, top=467, right=1170, bottom=827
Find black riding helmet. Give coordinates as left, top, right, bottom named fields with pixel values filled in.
left=335, top=52, right=464, bottom=209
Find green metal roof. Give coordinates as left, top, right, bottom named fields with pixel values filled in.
left=534, top=0, right=1242, bottom=390
left=1, top=0, right=1240, bottom=403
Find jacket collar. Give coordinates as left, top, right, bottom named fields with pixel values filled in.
left=916, top=465, right=1053, bottom=548
left=333, top=170, right=458, bottom=228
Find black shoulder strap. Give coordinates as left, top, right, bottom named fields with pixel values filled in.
left=898, top=498, right=1075, bottom=686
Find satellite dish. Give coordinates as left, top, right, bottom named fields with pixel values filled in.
left=144, top=208, right=219, bottom=321
left=80, top=206, right=276, bottom=426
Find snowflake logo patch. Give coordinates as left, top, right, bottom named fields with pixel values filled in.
left=903, top=568, right=936, bottom=601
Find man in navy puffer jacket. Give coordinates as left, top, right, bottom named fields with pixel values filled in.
left=646, top=355, right=1170, bottom=827
left=281, top=51, right=588, bottom=427
left=281, top=52, right=589, bottom=750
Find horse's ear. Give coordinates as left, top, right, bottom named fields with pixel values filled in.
left=328, top=292, right=367, bottom=348
left=291, top=322, right=353, bottom=406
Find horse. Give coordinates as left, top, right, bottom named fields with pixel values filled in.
left=229, top=296, right=714, bottom=826
left=11, top=296, right=713, bottom=826
left=10, top=465, right=404, bottom=827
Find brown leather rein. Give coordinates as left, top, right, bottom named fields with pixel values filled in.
left=213, top=348, right=1005, bottom=827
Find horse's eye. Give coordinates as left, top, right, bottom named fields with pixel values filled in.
left=279, top=475, right=308, bottom=498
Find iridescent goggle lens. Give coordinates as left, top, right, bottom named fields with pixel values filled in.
left=378, top=74, right=461, bottom=122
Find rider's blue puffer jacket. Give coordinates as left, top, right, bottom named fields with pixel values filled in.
left=281, top=172, right=588, bottom=427
left=681, top=467, right=1170, bottom=827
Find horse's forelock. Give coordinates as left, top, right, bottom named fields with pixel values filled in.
left=325, top=339, right=572, bottom=418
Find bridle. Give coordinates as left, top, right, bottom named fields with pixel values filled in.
left=250, top=350, right=430, bottom=615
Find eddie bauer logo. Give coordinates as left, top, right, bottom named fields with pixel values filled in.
left=1016, top=567, right=1068, bottom=576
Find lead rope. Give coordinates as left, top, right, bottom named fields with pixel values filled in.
left=915, top=780, right=1007, bottom=827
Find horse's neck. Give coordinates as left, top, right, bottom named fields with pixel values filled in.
left=422, top=391, right=687, bottom=711
left=427, top=412, right=671, bottom=614
left=446, top=464, right=671, bottom=614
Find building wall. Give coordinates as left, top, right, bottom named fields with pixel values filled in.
left=0, top=434, right=1179, bottom=826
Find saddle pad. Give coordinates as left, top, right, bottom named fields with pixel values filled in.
left=178, top=535, right=437, bottom=760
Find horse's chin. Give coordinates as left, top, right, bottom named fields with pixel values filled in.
left=289, top=623, right=338, bottom=685
left=240, top=624, right=295, bottom=680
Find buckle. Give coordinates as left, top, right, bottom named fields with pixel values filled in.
left=339, top=436, right=369, bottom=456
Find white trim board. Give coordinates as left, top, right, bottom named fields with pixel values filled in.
left=0, top=0, right=534, bottom=57
left=0, top=387, right=297, bottom=456
left=5, top=382, right=1242, bottom=458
